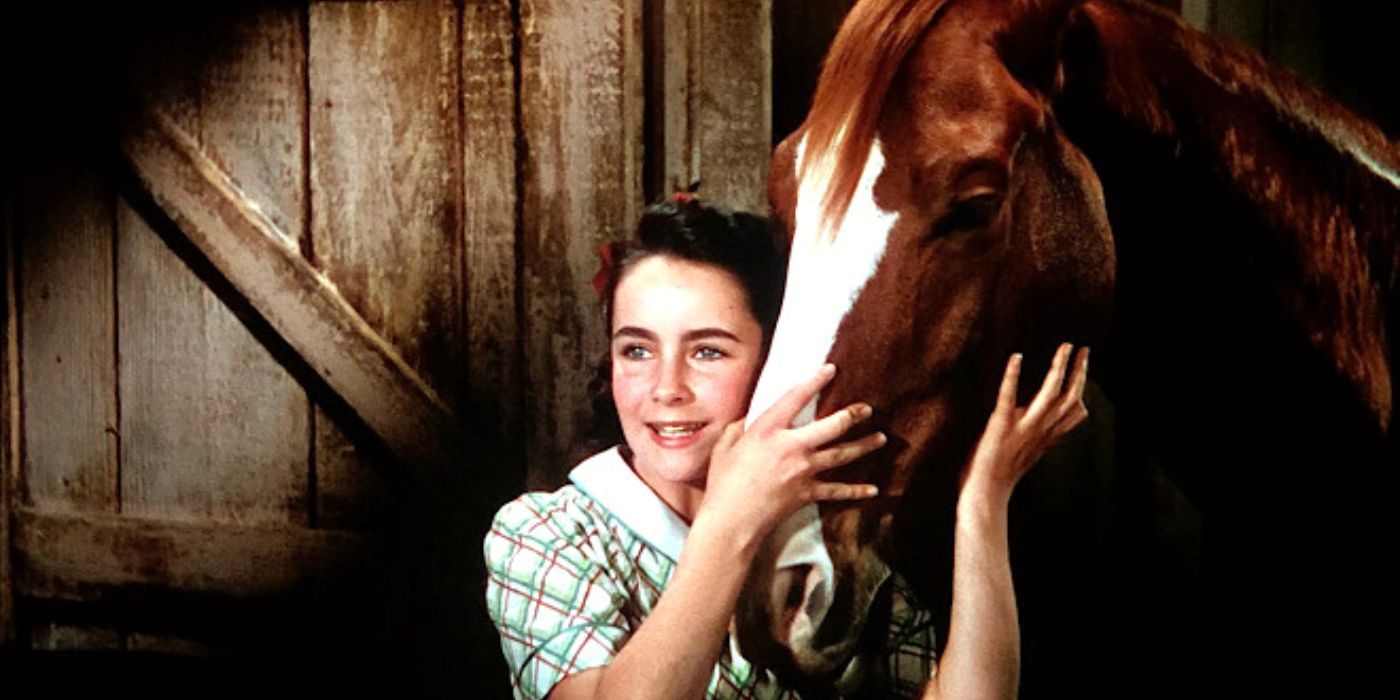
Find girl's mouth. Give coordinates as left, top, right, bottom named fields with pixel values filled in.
left=649, top=422, right=706, bottom=439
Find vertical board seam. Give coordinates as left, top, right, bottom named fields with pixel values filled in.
left=302, top=0, right=320, bottom=530
left=510, top=0, right=528, bottom=485
left=454, top=0, right=469, bottom=419
left=109, top=163, right=122, bottom=516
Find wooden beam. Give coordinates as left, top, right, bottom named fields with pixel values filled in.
left=12, top=507, right=374, bottom=600
left=119, top=112, right=464, bottom=477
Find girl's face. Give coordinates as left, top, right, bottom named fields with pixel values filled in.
left=611, top=255, right=765, bottom=513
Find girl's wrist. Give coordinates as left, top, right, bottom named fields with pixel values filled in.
left=956, top=476, right=1012, bottom=527
left=690, top=507, right=765, bottom=564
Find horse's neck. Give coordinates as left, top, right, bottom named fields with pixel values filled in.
left=1060, top=0, right=1398, bottom=432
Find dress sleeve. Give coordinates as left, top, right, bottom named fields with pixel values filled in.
left=484, top=494, right=632, bottom=700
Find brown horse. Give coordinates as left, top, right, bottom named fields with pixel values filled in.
left=736, top=0, right=1397, bottom=695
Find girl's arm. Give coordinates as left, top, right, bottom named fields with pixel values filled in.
left=922, top=344, right=1090, bottom=700
left=550, top=364, right=885, bottom=700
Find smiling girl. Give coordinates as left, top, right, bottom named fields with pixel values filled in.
left=485, top=197, right=1088, bottom=699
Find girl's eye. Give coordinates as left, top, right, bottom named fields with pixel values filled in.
left=694, top=346, right=727, bottom=360
left=620, top=344, right=651, bottom=360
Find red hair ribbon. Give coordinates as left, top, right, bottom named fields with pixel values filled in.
left=591, top=240, right=623, bottom=298
left=671, top=190, right=696, bottom=205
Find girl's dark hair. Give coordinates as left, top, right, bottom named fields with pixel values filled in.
left=583, top=197, right=788, bottom=451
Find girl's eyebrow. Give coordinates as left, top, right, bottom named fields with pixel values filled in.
left=683, top=328, right=741, bottom=343
left=612, top=326, right=741, bottom=343
left=613, top=326, right=657, bottom=341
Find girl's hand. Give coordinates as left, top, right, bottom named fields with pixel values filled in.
left=700, top=364, right=885, bottom=542
left=964, top=343, right=1090, bottom=502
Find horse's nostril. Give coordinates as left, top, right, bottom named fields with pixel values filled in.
left=783, top=564, right=811, bottom=613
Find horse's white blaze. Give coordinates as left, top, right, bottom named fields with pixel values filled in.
left=743, top=134, right=897, bottom=654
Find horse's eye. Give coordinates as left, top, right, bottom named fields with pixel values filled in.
left=934, top=192, right=1005, bottom=237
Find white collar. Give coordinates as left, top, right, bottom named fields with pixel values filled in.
left=569, top=446, right=690, bottom=563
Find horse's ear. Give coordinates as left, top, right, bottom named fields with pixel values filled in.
left=999, top=0, right=1090, bottom=97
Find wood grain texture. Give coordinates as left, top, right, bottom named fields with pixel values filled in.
left=12, top=507, right=373, bottom=599
left=309, top=0, right=464, bottom=528
left=121, top=8, right=308, bottom=526
left=463, top=0, right=523, bottom=495
left=520, top=0, right=644, bottom=486
left=118, top=115, right=461, bottom=506
left=651, top=0, right=771, bottom=211
left=691, top=0, right=772, bottom=211
left=16, top=163, right=116, bottom=514
left=117, top=195, right=306, bottom=525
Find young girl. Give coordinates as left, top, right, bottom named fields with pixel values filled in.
left=485, top=197, right=1088, bottom=699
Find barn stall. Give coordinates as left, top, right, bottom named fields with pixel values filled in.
left=1, top=0, right=1393, bottom=696
left=1, top=0, right=768, bottom=693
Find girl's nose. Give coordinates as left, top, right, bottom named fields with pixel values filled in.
left=652, top=357, right=694, bottom=404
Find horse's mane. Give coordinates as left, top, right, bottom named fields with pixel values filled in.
left=1066, top=0, right=1400, bottom=430
left=801, top=0, right=950, bottom=237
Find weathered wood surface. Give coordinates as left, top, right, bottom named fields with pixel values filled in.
left=651, top=0, right=771, bottom=211
left=17, top=163, right=116, bottom=514
left=121, top=8, right=308, bottom=526
left=13, top=507, right=373, bottom=599
left=308, top=0, right=464, bottom=528
left=118, top=114, right=461, bottom=495
left=463, top=0, right=523, bottom=490
left=521, top=0, right=644, bottom=487
left=3, top=187, right=16, bottom=644
left=8, top=0, right=775, bottom=668
left=116, top=196, right=302, bottom=526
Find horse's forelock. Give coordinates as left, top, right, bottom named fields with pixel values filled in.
left=803, top=0, right=952, bottom=240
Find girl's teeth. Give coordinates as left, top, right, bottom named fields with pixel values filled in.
left=656, top=424, right=699, bottom=437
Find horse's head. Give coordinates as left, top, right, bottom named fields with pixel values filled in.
left=735, top=0, right=1116, bottom=685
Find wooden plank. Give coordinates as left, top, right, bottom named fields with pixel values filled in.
left=308, top=0, right=464, bottom=528
left=521, top=0, right=644, bottom=486
left=651, top=0, right=771, bottom=210
left=118, top=113, right=462, bottom=493
left=691, top=0, right=771, bottom=211
left=12, top=507, right=375, bottom=600
left=195, top=7, right=309, bottom=251
left=120, top=9, right=309, bottom=526
left=16, top=162, right=116, bottom=514
left=117, top=196, right=306, bottom=525
left=462, top=0, right=523, bottom=494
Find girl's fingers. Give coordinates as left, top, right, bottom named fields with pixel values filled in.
left=792, top=400, right=873, bottom=447
left=809, top=482, right=879, bottom=502
left=809, top=431, right=887, bottom=471
left=1028, top=343, right=1073, bottom=417
left=717, top=420, right=744, bottom=450
left=1064, top=347, right=1090, bottom=406
left=1049, top=399, right=1089, bottom=439
left=995, top=353, right=1024, bottom=415
left=752, top=363, right=837, bottom=432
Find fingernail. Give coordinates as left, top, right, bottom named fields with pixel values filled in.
left=865, top=485, right=879, bottom=497
left=822, top=363, right=837, bottom=377
left=875, top=431, right=888, bottom=446
left=856, top=403, right=873, bottom=419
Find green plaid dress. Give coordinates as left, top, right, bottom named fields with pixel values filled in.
left=484, top=447, right=936, bottom=699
